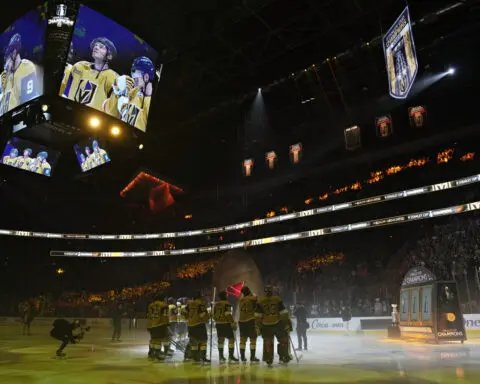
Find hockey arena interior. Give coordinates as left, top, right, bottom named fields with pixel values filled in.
left=1, top=0, right=480, bottom=383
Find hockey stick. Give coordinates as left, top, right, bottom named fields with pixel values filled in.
left=288, top=335, right=299, bottom=364
left=209, top=286, right=216, bottom=362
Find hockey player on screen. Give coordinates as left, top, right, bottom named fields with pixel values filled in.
left=3, top=148, right=18, bottom=166
left=103, top=56, right=154, bottom=132
left=90, top=140, right=109, bottom=167
left=61, top=37, right=118, bottom=110
left=255, top=285, right=292, bottom=366
left=29, top=151, right=51, bottom=176
left=15, top=148, right=33, bottom=170
left=0, top=33, right=38, bottom=116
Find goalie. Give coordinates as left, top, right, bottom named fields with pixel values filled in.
left=103, top=56, right=154, bottom=132
left=50, top=319, right=90, bottom=358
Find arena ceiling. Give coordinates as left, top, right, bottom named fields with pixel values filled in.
left=0, top=0, right=479, bottom=230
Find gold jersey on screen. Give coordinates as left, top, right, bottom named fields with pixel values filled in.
left=103, top=76, right=150, bottom=132
left=59, top=63, right=72, bottom=96
left=0, top=59, right=37, bottom=115
left=61, top=61, right=118, bottom=111
left=15, top=156, right=32, bottom=170
left=2, top=155, right=18, bottom=167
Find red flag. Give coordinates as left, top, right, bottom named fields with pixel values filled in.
left=226, top=281, right=244, bottom=297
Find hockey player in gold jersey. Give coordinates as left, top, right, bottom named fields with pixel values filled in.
left=103, top=56, right=154, bottom=131
left=184, top=290, right=210, bottom=363
left=238, top=286, right=260, bottom=363
left=147, top=294, right=170, bottom=360
left=29, top=151, right=51, bottom=177
left=61, top=37, right=118, bottom=111
left=255, top=285, right=292, bottom=366
left=2, top=148, right=18, bottom=167
left=15, top=148, right=33, bottom=170
left=0, top=33, right=38, bottom=116
left=214, top=290, right=239, bottom=363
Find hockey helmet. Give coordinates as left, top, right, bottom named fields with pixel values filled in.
left=5, top=33, right=21, bottom=61
left=241, top=286, right=251, bottom=296
left=218, top=290, right=227, bottom=301
left=131, top=56, right=155, bottom=81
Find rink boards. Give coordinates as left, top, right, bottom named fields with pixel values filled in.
left=1, top=314, right=480, bottom=335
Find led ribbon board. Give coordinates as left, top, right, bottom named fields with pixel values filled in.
left=50, top=200, right=480, bottom=257
left=0, top=174, right=479, bottom=240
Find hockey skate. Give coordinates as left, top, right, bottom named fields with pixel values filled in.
left=55, top=351, right=66, bottom=359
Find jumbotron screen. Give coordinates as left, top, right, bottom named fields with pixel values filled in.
left=1, top=137, right=60, bottom=177
left=59, top=5, right=159, bottom=132
left=74, top=136, right=110, bottom=172
left=0, top=6, right=46, bottom=117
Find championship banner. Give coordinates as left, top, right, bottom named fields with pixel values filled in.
left=375, top=115, right=393, bottom=138
left=289, top=143, right=302, bottom=164
left=383, top=7, right=418, bottom=99
left=409, top=105, right=427, bottom=129
left=242, top=158, right=254, bottom=177
left=265, top=151, right=277, bottom=169
left=344, top=126, right=361, bottom=151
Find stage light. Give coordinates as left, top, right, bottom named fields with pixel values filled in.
left=111, top=126, right=120, bottom=136
left=258, top=87, right=261, bottom=92
left=56, top=268, right=64, bottom=275
left=138, top=144, right=144, bottom=150
left=89, top=117, right=100, bottom=128
left=41, top=104, right=49, bottom=112
left=447, top=67, right=455, bottom=75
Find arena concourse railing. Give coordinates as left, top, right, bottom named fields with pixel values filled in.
left=50, top=199, right=480, bottom=257
left=1, top=173, right=479, bottom=241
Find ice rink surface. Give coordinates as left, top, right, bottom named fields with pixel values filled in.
left=1, top=325, right=480, bottom=383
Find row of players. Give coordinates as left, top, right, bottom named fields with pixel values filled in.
left=0, top=33, right=155, bottom=131
left=78, top=140, right=110, bottom=172
left=2, top=147, right=52, bottom=176
left=147, top=285, right=293, bottom=366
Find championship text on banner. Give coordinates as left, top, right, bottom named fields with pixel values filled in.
left=383, top=7, right=418, bottom=99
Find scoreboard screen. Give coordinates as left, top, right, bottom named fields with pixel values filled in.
left=0, top=6, right=46, bottom=117
left=74, top=136, right=111, bottom=172
left=59, top=5, right=160, bottom=133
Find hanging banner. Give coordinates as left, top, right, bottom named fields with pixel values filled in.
left=344, top=126, right=361, bottom=151
left=265, top=151, right=277, bottom=169
left=409, top=105, right=427, bottom=129
left=383, top=7, right=418, bottom=99
left=289, top=143, right=302, bottom=164
left=243, top=158, right=254, bottom=177
left=375, top=115, right=393, bottom=138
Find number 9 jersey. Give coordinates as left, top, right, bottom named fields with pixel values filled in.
left=0, top=59, right=37, bottom=116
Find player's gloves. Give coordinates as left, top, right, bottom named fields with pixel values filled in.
left=112, top=75, right=134, bottom=97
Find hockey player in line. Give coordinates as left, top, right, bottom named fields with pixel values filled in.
left=238, top=286, right=260, bottom=363
left=214, top=290, right=239, bottom=363
left=183, top=291, right=210, bottom=363
left=146, top=294, right=171, bottom=361
left=255, top=285, right=292, bottom=366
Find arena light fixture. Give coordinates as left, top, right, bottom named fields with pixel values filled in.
left=138, top=144, right=144, bottom=150
left=41, top=104, right=49, bottom=112
left=447, top=67, right=455, bottom=75
left=89, top=117, right=100, bottom=128
left=111, top=126, right=121, bottom=136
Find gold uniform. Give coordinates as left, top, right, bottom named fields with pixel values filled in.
left=59, top=63, right=72, bottom=96
left=61, top=61, right=118, bottom=112
left=3, top=155, right=18, bottom=167
left=15, top=156, right=32, bottom=170
left=239, top=295, right=257, bottom=323
left=214, top=300, right=234, bottom=325
left=103, top=83, right=151, bottom=132
left=0, top=59, right=37, bottom=116
left=255, top=295, right=288, bottom=325
left=147, top=300, right=169, bottom=329
left=185, top=299, right=208, bottom=327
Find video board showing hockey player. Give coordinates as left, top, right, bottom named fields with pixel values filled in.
left=0, top=6, right=46, bottom=117
left=1, top=137, right=59, bottom=177
left=60, top=5, right=159, bottom=132
left=74, top=137, right=110, bottom=173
